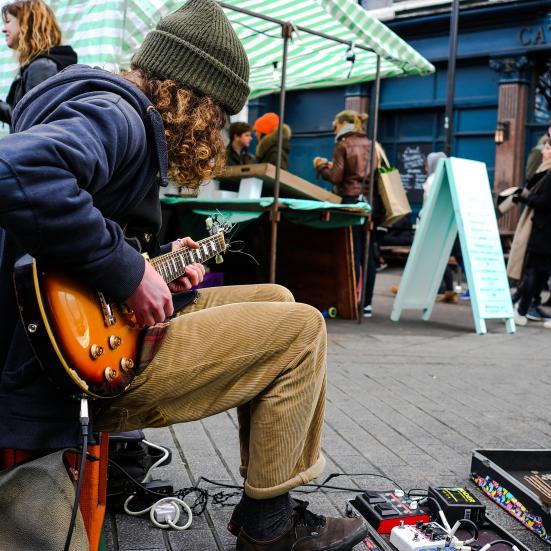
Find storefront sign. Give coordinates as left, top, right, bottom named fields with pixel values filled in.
left=390, top=158, right=515, bottom=335
left=518, top=25, right=551, bottom=46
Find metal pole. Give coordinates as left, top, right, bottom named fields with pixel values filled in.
left=269, top=23, right=292, bottom=283
left=443, top=0, right=459, bottom=157
left=359, top=55, right=381, bottom=323
left=217, top=1, right=375, bottom=54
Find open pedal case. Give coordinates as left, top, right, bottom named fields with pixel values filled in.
left=471, top=448, right=551, bottom=545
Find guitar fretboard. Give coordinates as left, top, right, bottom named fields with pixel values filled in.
left=149, top=233, right=225, bottom=284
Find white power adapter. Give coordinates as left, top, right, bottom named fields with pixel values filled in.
left=154, top=502, right=180, bottom=524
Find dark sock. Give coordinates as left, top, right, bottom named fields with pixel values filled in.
left=241, top=493, right=292, bottom=541
left=228, top=498, right=244, bottom=534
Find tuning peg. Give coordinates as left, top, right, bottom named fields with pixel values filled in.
left=215, top=254, right=224, bottom=264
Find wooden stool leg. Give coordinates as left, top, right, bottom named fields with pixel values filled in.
left=65, top=433, right=109, bottom=551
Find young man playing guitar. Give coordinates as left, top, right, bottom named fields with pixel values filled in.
left=0, top=1, right=367, bottom=549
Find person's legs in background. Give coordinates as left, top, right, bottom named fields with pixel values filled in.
left=436, top=264, right=458, bottom=304
left=516, top=253, right=551, bottom=325
left=363, top=236, right=377, bottom=317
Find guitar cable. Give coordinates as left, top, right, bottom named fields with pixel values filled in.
left=63, top=396, right=89, bottom=551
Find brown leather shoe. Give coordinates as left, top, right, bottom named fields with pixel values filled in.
left=236, top=500, right=367, bottom=550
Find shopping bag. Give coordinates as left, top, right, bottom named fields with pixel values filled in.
left=375, top=144, right=411, bottom=227
left=507, top=206, right=533, bottom=281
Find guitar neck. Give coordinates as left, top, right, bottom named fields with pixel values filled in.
left=149, top=233, right=226, bottom=284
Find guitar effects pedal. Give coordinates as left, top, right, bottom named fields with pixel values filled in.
left=428, top=486, right=485, bottom=526
left=350, top=490, right=430, bottom=534
left=390, top=521, right=450, bottom=551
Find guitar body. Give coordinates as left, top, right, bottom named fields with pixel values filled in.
left=15, top=256, right=142, bottom=399
left=14, top=222, right=229, bottom=399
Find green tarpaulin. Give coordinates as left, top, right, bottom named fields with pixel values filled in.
left=0, top=0, right=434, bottom=102
left=161, top=196, right=370, bottom=228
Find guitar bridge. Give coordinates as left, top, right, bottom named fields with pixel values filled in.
left=98, top=291, right=116, bottom=327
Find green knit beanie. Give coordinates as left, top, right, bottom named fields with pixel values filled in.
left=132, top=0, right=250, bottom=115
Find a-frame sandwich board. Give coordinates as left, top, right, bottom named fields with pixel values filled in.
left=390, top=157, right=515, bottom=335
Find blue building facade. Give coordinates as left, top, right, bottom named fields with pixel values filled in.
left=248, top=0, right=551, bottom=221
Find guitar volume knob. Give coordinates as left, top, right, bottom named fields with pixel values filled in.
left=90, top=344, right=104, bottom=359
left=109, top=335, right=122, bottom=349
left=104, top=367, right=118, bottom=382
left=120, top=357, right=134, bottom=372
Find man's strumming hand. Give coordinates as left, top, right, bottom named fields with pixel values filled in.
left=126, top=261, right=174, bottom=327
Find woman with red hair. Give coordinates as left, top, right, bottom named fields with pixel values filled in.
left=0, top=0, right=77, bottom=128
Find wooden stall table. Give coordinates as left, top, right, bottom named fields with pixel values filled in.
left=219, top=163, right=342, bottom=203
left=160, top=197, right=370, bottom=320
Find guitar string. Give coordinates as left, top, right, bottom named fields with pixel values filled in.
left=150, top=234, right=225, bottom=283
left=150, top=234, right=224, bottom=269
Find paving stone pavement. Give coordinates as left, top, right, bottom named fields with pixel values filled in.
left=104, top=268, right=551, bottom=551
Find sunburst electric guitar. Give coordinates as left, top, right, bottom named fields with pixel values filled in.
left=14, top=219, right=231, bottom=399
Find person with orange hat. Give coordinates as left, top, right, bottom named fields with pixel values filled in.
left=253, top=111, right=292, bottom=169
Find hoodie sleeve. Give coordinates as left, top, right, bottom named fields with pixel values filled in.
left=0, top=94, right=148, bottom=301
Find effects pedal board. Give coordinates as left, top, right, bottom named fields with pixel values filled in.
left=346, top=501, right=397, bottom=551
left=390, top=521, right=451, bottom=551
left=428, top=486, right=485, bottom=526
left=350, top=491, right=430, bottom=534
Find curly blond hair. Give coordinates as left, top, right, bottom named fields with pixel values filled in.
left=128, top=69, right=227, bottom=189
left=2, top=0, right=62, bottom=67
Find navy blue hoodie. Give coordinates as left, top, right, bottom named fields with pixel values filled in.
left=0, top=65, right=168, bottom=449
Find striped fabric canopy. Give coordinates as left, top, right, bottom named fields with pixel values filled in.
left=0, top=0, right=434, bottom=104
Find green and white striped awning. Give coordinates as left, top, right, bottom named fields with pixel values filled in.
left=0, top=0, right=434, bottom=103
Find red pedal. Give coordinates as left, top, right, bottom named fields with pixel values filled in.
left=350, top=491, right=430, bottom=534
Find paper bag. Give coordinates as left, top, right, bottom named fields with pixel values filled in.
left=507, top=206, right=533, bottom=282
left=375, top=144, right=411, bottom=227
left=378, top=168, right=411, bottom=227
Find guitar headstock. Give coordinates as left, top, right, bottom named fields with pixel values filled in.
left=206, top=216, right=233, bottom=236
left=205, top=216, right=232, bottom=264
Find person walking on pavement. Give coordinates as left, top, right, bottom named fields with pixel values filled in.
left=513, top=139, right=551, bottom=327
left=0, top=0, right=77, bottom=129
left=314, top=109, right=379, bottom=317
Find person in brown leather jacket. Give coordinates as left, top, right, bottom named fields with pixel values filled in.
left=314, top=110, right=379, bottom=317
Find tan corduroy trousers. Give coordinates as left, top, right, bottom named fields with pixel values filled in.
left=95, top=284, right=327, bottom=499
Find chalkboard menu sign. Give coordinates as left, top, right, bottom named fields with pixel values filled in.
left=395, top=143, right=432, bottom=204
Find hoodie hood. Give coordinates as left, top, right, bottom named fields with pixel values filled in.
left=32, top=45, right=78, bottom=71
left=15, top=64, right=152, bottom=136
left=13, top=64, right=168, bottom=188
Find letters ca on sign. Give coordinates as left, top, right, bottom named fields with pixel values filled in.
left=518, top=25, right=550, bottom=46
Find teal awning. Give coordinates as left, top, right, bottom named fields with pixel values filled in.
left=0, top=0, right=433, bottom=102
